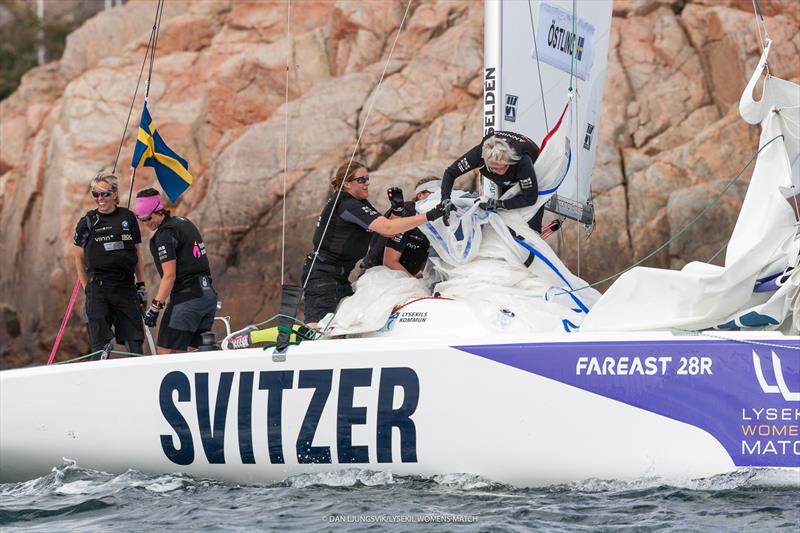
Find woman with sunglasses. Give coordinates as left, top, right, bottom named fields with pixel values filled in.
left=72, top=174, right=146, bottom=355
left=301, top=161, right=445, bottom=327
left=134, top=188, right=217, bottom=354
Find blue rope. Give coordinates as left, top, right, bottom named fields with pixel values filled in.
left=753, top=0, right=764, bottom=20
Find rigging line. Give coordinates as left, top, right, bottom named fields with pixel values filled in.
left=145, top=0, right=166, bottom=99
left=568, top=0, right=576, bottom=92
left=751, top=0, right=771, bottom=75
left=572, top=0, right=581, bottom=276
left=555, top=133, right=785, bottom=296
left=303, top=0, right=413, bottom=292
left=111, top=0, right=161, bottom=174
left=281, top=0, right=291, bottom=286
left=752, top=0, right=765, bottom=20
left=707, top=239, right=728, bottom=264
left=574, top=84, right=581, bottom=277
left=751, top=0, right=767, bottom=66
left=128, top=0, right=165, bottom=207
left=527, top=0, right=549, bottom=130
left=52, top=348, right=148, bottom=365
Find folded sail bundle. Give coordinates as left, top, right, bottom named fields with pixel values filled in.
left=582, top=42, right=800, bottom=333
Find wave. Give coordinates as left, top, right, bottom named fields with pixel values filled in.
left=0, top=459, right=223, bottom=499
left=1, top=460, right=797, bottom=499
left=1, top=461, right=797, bottom=531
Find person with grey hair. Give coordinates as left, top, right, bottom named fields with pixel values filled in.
left=71, top=173, right=146, bottom=355
left=439, top=130, right=544, bottom=232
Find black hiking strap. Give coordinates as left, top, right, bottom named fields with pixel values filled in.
left=507, top=227, right=536, bottom=267
left=275, top=284, right=303, bottom=353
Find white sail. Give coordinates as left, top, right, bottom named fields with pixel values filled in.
left=582, top=43, right=800, bottom=332
left=484, top=0, right=613, bottom=224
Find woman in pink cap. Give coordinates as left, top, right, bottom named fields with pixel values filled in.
left=135, top=188, right=217, bottom=354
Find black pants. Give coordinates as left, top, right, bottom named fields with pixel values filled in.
left=85, top=280, right=143, bottom=352
left=300, top=255, right=353, bottom=324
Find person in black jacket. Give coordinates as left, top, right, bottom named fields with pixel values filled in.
left=72, top=173, right=146, bottom=354
left=134, top=188, right=217, bottom=354
left=301, top=162, right=445, bottom=326
left=359, top=176, right=438, bottom=278
left=440, top=131, right=544, bottom=232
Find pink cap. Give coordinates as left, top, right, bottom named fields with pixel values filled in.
left=134, top=194, right=164, bottom=217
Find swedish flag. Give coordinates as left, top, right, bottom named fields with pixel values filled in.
left=130, top=102, right=193, bottom=202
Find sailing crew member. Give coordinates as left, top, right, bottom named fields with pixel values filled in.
left=301, top=162, right=445, bottom=326
left=72, top=173, right=146, bottom=355
left=134, top=188, right=217, bottom=354
left=440, top=131, right=544, bottom=232
left=359, top=176, right=438, bottom=277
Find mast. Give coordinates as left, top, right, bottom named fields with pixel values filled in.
left=483, top=0, right=502, bottom=198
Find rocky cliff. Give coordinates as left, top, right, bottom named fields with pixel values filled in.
left=1, top=0, right=798, bottom=367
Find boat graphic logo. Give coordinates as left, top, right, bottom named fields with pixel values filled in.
left=504, top=94, right=518, bottom=123
left=752, top=350, right=799, bottom=401
left=384, top=312, right=399, bottom=332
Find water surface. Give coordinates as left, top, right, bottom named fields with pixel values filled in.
left=1, top=462, right=798, bottom=531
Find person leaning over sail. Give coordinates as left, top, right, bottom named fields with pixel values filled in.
left=134, top=188, right=218, bottom=354
left=72, top=173, right=147, bottom=355
left=301, top=162, right=445, bottom=326
left=359, top=176, right=438, bottom=278
left=440, top=131, right=544, bottom=232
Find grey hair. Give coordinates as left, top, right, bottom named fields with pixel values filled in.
left=481, top=136, right=521, bottom=164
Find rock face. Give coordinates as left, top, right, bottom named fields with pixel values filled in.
left=1, top=0, right=798, bottom=366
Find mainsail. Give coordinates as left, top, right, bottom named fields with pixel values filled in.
left=483, top=0, right=613, bottom=224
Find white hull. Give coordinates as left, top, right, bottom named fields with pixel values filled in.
left=2, top=331, right=798, bottom=486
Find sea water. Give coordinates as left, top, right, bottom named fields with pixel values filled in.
left=1, top=462, right=798, bottom=531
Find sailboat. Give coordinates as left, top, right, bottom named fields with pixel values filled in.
left=1, top=0, right=798, bottom=486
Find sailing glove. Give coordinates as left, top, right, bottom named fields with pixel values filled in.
left=425, top=203, right=445, bottom=222
left=478, top=198, right=504, bottom=212
left=440, top=199, right=456, bottom=226
left=135, top=282, right=147, bottom=309
left=387, top=187, right=405, bottom=216
left=144, top=304, right=161, bottom=327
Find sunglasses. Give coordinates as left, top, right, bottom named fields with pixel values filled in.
left=91, top=190, right=114, bottom=198
left=348, top=175, right=369, bottom=184
left=137, top=214, right=154, bottom=222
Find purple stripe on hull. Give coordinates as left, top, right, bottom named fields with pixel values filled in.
left=457, top=339, right=800, bottom=468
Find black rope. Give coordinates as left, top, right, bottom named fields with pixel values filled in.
left=528, top=0, right=549, bottom=130
left=127, top=0, right=166, bottom=208
left=112, top=0, right=163, bottom=177
left=118, top=0, right=166, bottom=209
left=145, top=0, right=166, bottom=99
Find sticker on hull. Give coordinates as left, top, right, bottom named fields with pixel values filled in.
left=458, top=340, right=800, bottom=467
